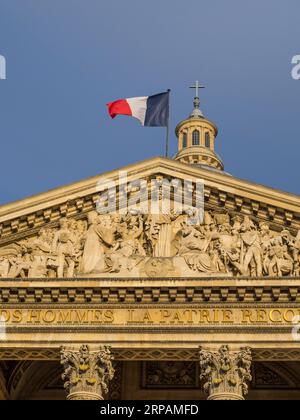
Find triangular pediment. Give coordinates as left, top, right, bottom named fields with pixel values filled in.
left=0, top=157, right=299, bottom=279
left=0, top=156, right=299, bottom=237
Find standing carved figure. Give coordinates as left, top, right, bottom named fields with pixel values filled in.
left=80, top=212, right=115, bottom=274
left=51, top=219, right=77, bottom=278
left=240, top=217, right=262, bottom=276
left=292, top=230, right=300, bottom=275
left=0, top=257, right=10, bottom=278
left=145, top=212, right=179, bottom=258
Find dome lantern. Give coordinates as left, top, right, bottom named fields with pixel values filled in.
left=174, top=81, right=224, bottom=171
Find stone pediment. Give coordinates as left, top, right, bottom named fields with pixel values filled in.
left=0, top=156, right=299, bottom=279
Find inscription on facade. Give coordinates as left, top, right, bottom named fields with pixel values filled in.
left=1, top=308, right=300, bottom=326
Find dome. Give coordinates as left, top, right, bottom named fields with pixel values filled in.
left=174, top=82, right=224, bottom=171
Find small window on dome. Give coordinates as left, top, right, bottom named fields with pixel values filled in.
left=182, top=133, right=187, bottom=148
left=205, top=132, right=210, bottom=148
left=192, top=130, right=200, bottom=146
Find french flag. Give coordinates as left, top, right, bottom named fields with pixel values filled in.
left=107, top=91, right=170, bottom=127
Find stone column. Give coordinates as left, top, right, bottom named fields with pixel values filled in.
left=199, top=345, right=252, bottom=401
left=61, top=345, right=115, bottom=400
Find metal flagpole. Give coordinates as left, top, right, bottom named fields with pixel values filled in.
left=165, top=89, right=171, bottom=158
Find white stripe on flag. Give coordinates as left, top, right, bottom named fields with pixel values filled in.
left=126, top=97, right=148, bottom=125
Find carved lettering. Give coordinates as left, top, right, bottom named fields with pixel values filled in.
left=1, top=308, right=300, bottom=327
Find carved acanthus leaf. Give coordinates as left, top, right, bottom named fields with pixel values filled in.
left=60, top=345, right=114, bottom=400
left=199, top=346, right=252, bottom=400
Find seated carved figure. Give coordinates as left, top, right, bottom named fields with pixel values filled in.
left=268, top=241, right=294, bottom=277
left=106, top=214, right=145, bottom=273
left=0, top=210, right=299, bottom=279
left=0, top=243, right=29, bottom=278
left=7, top=254, right=30, bottom=278
left=176, top=223, right=216, bottom=273
left=26, top=228, right=53, bottom=278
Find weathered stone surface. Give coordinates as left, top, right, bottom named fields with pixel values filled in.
left=61, top=345, right=114, bottom=400
left=199, top=346, right=252, bottom=400
left=0, top=209, right=299, bottom=279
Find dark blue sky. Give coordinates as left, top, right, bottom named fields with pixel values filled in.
left=0, top=0, right=300, bottom=204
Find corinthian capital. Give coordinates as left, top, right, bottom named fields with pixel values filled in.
left=61, top=345, right=115, bottom=400
left=199, top=345, right=252, bottom=400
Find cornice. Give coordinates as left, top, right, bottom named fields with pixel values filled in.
left=1, top=277, right=300, bottom=304
left=0, top=157, right=299, bottom=241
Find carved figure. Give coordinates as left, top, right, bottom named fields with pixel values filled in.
left=1, top=209, right=299, bottom=279
left=81, top=212, right=115, bottom=274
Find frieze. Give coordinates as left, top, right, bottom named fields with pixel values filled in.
left=1, top=307, right=300, bottom=327
left=1, top=209, right=300, bottom=279
left=1, top=348, right=300, bottom=362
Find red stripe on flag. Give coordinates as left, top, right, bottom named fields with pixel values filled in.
left=107, top=99, right=132, bottom=119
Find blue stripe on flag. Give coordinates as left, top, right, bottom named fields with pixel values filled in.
left=144, top=92, right=170, bottom=127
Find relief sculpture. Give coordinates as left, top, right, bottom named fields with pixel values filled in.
left=1, top=208, right=300, bottom=278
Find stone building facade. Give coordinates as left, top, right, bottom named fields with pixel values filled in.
left=1, top=92, right=300, bottom=400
